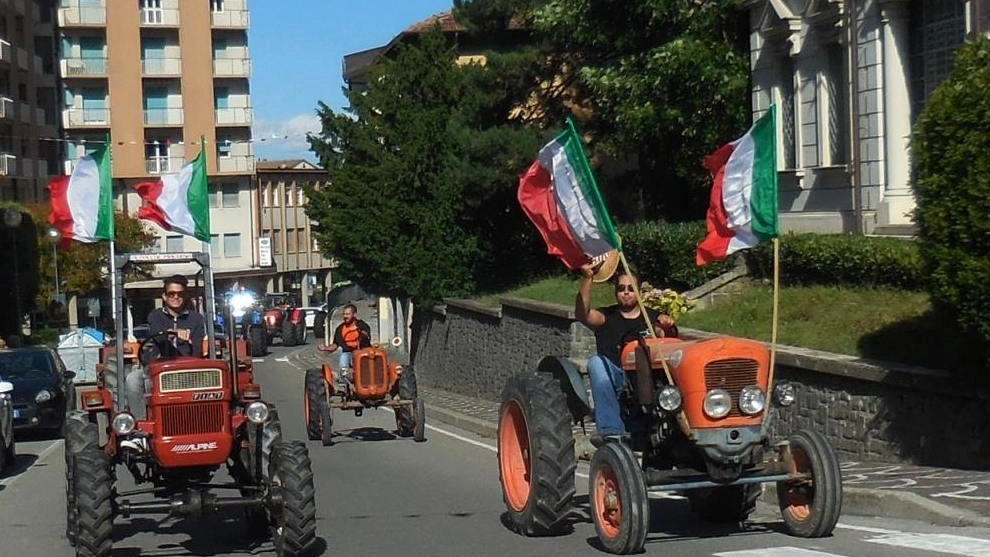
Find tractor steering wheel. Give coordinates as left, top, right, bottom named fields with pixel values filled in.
left=138, top=331, right=183, bottom=367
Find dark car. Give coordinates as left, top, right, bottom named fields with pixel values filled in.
left=0, top=347, right=75, bottom=434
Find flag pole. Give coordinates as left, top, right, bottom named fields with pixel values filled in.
left=106, top=133, right=118, bottom=333
left=767, top=237, right=780, bottom=390
left=200, top=135, right=218, bottom=352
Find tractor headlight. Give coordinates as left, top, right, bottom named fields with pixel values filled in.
left=656, top=385, right=682, bottom=412
left=774, top=381, right=796, bottom=406
left=738, top=385, right=766, bottom=415
left=246, top=401, right=270, bottom=424
left=34, top=390, right=53, bottom=403
left=112, top=412, right=136, bottom=435
left=703, top=389, right=732, bottom=419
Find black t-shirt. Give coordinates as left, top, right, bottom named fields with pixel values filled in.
left=593, top=305, right=659, bottom=367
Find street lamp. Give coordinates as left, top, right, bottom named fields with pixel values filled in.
left=47, top=228, right=61, bottom=304
left=3, top=209, right=23, bottom=338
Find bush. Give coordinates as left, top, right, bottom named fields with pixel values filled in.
left=29, top=327, right=61, bottom=348
left=618, top=221, right=736, bottom=291
left=914, top=37, right=990, bottom=347
left=746, top=233, right=923, bottom=290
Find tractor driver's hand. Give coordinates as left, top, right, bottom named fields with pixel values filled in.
left=657, top=315, right=674, bottom=329
left=175, top=328, right=192, bottom=343
left=579, top=262, right=596, bottom=279
left=318, top=343, right=334, bottom=352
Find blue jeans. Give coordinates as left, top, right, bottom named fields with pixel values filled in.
left=339, top=351, right=353, bottom=370
left=587, top=355, right=626, bottom=435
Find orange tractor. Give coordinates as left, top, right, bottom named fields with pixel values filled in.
left=497, top=335, right=843, bottom=554
left=304, top=342, right=425, bottom=446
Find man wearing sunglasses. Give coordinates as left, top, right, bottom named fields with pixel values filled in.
left=575, top=264, right=677, bottom=443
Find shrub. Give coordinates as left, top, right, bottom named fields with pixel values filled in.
left=618, top=221, right=735, bottom=290
left=913, top=37, right=990, bottom=347
left=746, top=233, right=923, bottom=290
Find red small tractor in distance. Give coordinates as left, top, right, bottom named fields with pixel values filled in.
left=63, top=253, right=319, bottom=557
left=497, top=334, right=843, bottom=554
left=304, top=336, right=425, bottom=445
left=261, top=292, right=307, bottom=347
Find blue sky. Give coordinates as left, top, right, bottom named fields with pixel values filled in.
left=248, top=0, right=454, bottom=163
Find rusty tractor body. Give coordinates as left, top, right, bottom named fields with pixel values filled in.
left=261, top=293, right=307, bottom=347
left=497, top=334, right=843, bottom=554
left=63, top=252, right=318, bottom=557
left=304, top=344, right=425, bottom=446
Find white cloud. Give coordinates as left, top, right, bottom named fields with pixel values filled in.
left=252, top=113, right=322, bottom=162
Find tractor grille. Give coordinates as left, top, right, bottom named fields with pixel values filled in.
left=704, top=358, right=759, bottom=418
left=358, top=354, right=388, bottom=391
left=161, top=402, right=226, bottom=437
left=160, top=369, right=222, bottom=392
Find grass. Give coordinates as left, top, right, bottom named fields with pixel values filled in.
left=472, top=276, right=980, bottom=371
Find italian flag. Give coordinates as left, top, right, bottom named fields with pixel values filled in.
left=518, top=120, right=620, bottom=269
left=696, top=106, right=779, bottom=266
left=47, top=146, right=114, bottom=243
left=134, top=151, right=211, bottom=243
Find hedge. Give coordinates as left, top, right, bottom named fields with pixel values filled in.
left=618, top=221, right=735, bottom=290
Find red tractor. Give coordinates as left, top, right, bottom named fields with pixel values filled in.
left=63, top=253, right=319, bottom=557
left=497, top=334, right=843, bottom=554
left=262, top=293, right=307, bottom=347
left=303, top=342, right=425, bottom=446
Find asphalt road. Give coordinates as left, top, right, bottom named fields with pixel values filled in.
left=2, top=344, right=990, bottom=557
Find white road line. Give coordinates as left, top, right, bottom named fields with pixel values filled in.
left=0, top=439, right=63, bottom=488
left=836, top=523, right=903, bottom=535
left=252, top=358, right=265, bottom=363
left=864, top=533, right=990, bottom=557
left=715, top=549, right=851, bottom=557
left=274, top=357, right=290, bottom=363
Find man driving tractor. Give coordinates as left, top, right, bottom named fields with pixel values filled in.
left=317, top=303, right=371, bottom=369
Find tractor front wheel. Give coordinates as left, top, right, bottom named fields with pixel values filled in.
left=304, top=369, right=326, bottom=441
left=281, top=320, right=297, bottom=347
left=249, top=326, right=267, bottom=357
left=269, top=441, right=317, bottom=557
left=64, top=411, right=99, bottom=546
left=777, top=429, right=843, bottom=538
left=589, top=442, right=649, bottom=555
left=394, top=365, right=418, bottom=437
left=498, top=372, right=576, bottom=536
left=412, top=398, right=426, bottom=442
left=73, top=447, right=113, bottom=557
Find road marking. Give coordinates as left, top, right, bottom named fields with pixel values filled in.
left=836, top=523, right=902, bottom=535
left=252, top=358, right=265, bottom=363
left=274, top=357, right=290, bottom=363
left=864, top=533, right=990, bottom=557
left=0, top=439, right=63, bottom=488
left=715, top=549, right=851, bottom=557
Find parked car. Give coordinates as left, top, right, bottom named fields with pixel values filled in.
left=1, top=347, right=75, bottom=434
left=0, top=377, right=14, bottom=471
left=298, top=306, right=326, bottom=329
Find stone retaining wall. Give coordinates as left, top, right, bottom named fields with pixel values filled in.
left=414, top=297, right=990, bottom=469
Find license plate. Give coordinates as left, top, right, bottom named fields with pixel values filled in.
left=12, top=409, right=21, bottom=419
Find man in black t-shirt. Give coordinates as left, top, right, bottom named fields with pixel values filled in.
left=575, top=265, right=677, bottom=440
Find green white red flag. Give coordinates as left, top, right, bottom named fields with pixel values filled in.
left=47, top=146, right=114, bottom=243
left=518, top=120, right=620, bottom=269
left=133, top=150, right=211, bottom=243
left=696, top=106, right=779, bottom=265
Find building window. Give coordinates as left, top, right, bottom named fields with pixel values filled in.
left=311, top=235, right=319, bottom=251
left=216, top=139, right=232, bottom=159
left=222, top=184, right=239, bottom=207
left=272, top=184, right=281, bottom=207
left=910, top=0, right=967, bottom=117
left=284, top=185, right=294, bottom=207
left=211, top=0, right=224, bottom=13
left=262, top=184, right=270, bottom=208
left=286, top=228, right=298, bottom=253
left=272, top=230, right=282, bottom=254
left=224, top=233, right=241, bottom=257
left=778, top=55, right=796, bottom=170
left=141, top=0, right=163, bottom=24
left=145, top=141, right=170, bottom=173
left=297, top=185, right=305, bottom=206
left=209, top=185, right=220, bottom=208
left=798, top=72, right=819, bottom=168
left=825, top=42, right=847, bottom=165
left=165, top=235, right=183, bottom=252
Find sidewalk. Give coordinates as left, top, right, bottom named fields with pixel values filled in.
left=288, top=346, right=990, bottom=528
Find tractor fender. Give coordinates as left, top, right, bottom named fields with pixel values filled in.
left=536, top=356, right=591, bottom=422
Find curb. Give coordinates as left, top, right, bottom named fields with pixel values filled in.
left=423, top=402, right=990, bottom=529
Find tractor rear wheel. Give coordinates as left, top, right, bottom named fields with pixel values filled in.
left=249, top=326, right=267, bottom=357
left=295, top=322, right=307, bottom=344
left=589, top=442, right=649, bottom=555
left=73, top=447, right=113, bottom=557
left=281, top=320, right=297, bottom=347
left=394, top=365, right=418, bottom=437
left=304, top=369, right=326, bottom=441
left=498, top=372, right=576, bottom=536
left=413, top=398, right=426, bottom=442
left=269, top=441, right=317, bottom=557
left=689, top=484, right=761, bottom=523
left=65, top=411, right=99, bottom=546
left=777, top=429, right=843, bottom=538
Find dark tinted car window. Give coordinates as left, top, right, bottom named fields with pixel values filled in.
left=0, top=351, right=55, bottom=379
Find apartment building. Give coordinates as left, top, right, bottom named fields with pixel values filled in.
left=0, top=0, right=61, bottom=202
left=56, top=0, right=261, bottom=310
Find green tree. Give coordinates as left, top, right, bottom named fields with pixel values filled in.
left=0, top=204, right=39, bottom=337
left=913, top=37, right=990, bottom=358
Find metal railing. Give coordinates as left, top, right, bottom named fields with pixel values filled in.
left=210, top=10, right=249, bottom=28
left=140, top=7, right=179, bottom=26
left=0, top=97, right=12, bottom=120
left=143, top=107, right=183, bottom=126
left=216, top=155, right=255, bottom=173
left=65, top=107, right=110, bottom=126
left=215, top=106, right=252, bottom=126
left=0, top=154, right=15, bottom=176
left=145, top=156, right=185, bottom=175
left=0, top=40, right=10, bottom=64
left=58, top=4, right=107, bottom=26
left=212, top=57, right=251, bottom=77
left=60, top=57, right=108, bottom=76
left=141, top=57, right=181, bottom=75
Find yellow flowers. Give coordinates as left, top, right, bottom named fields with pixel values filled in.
left=640, top=282, right=693, bottom=322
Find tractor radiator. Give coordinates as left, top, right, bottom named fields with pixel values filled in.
left=161, top=402, right=226, bottom=437
left=703, top=358, right=759, bottom=418
left=160, top=369, right=223, bottom=392
left=357, top=353, right=388, bottom=393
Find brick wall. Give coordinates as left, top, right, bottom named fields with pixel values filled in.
left=414, top=297, right=990, bottom=469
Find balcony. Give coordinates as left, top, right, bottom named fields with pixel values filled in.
left=215, top=107, right=252, bottom=126
left=144, top=107, right=183, bottom=126
left=60, top=57, right=108, bottom=77
left=0, top=40, right=9, bottom=64
left=211, top=9, right=249, bottom=28
left=64, top=107, right=110, bottom=127
left=216, top=155, right=254, bottom=174
left=212, top=57, right=251, bottom=77
left=0, top=154, right=15, bottom=177
left=0, top=97, right=12, bottom=120
left=58, top=3, right=107, bottom=26
left=146, top=156, right=186, bottom=175
left=142, top=57, right=181, bottom=76
left=140, top=8, right=179, bottom=26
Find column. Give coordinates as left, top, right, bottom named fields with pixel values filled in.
left=879, top=0, right=916, bottom=226
left=301, top=272, right=310, bottom=306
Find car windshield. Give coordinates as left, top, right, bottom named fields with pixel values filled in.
left=0, top=351, right=54, bottom=380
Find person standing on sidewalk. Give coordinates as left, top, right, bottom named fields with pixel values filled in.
left=575, top=264, right=678, bottom=443
left=317, top=303, right=372, bottom=369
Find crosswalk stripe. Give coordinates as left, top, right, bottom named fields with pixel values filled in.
left=865, top=533, right=990, bottom=557
left=714, top=549, right=850, bottom=557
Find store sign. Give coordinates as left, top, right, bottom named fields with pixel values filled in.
left=259, top=237, right=272, bottom=267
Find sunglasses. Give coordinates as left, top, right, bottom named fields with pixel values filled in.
left=165, top=291, right=185, bottom=298
left=615, top=285, right=635, bottom=293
